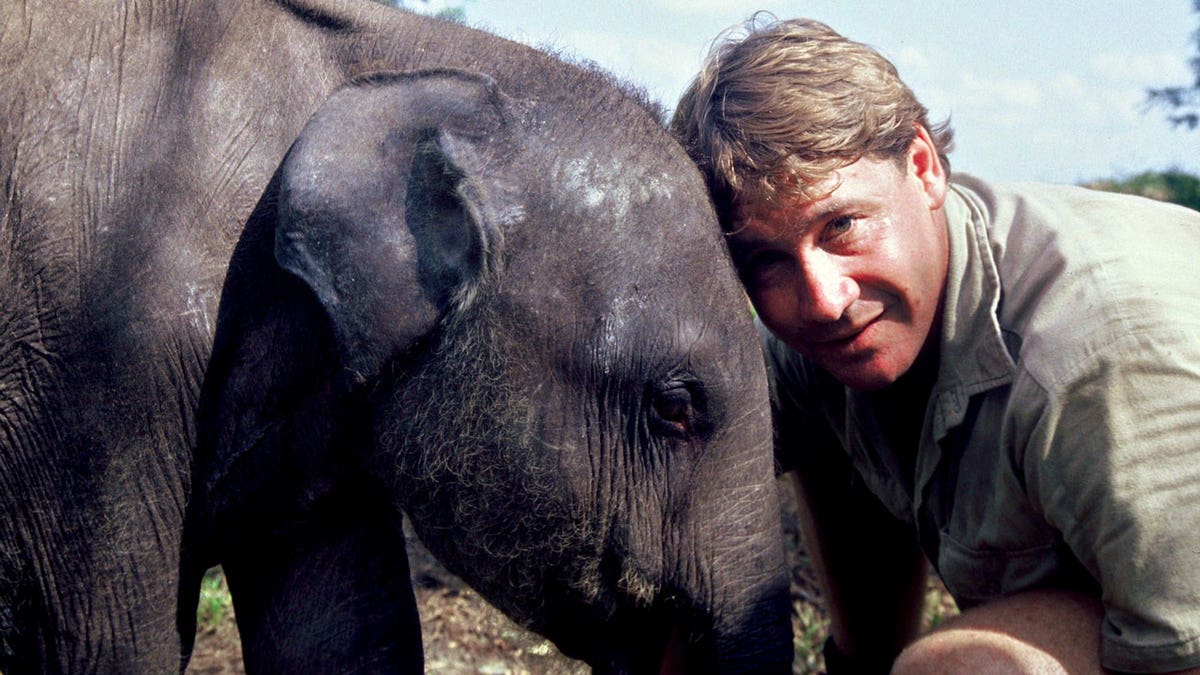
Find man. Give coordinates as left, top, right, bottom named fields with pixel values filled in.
left=671, top=16, right=1200, bottom=674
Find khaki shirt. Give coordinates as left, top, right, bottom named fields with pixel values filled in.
left=764, top=175, right=1200, bottom=671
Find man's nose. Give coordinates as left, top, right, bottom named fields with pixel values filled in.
left=797, top=251, right=857, bottom=323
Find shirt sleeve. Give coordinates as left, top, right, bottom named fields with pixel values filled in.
left=1023, top=327, right=1200, bottom=672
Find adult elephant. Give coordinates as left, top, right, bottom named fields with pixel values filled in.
left=0, top=1, right=792, bottom=672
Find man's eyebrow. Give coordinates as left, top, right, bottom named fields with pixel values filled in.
left=730, top=197, right=857, bottom=245
left=805, top=196, right=855, bottom=224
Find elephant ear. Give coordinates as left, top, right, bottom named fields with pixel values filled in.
left=188, top=69, right=518, bottom=559
left=187, top=73, right=517, bottom=666
left=275, top=69, right=512, bottom=384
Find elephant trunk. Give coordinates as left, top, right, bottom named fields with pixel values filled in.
left=562, top=480, right=793, bottom=675
left=696, top=482, right=794, bottom=674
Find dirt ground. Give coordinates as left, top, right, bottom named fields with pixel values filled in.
left=186, top=532, right=592, bottom=675
left=186, top=480, right=955, bottom=674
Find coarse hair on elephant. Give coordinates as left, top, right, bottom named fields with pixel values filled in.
left=0, top=1, right=792, bottom=673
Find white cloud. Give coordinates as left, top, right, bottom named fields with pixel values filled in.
left=1090, top=50, right=1193, bottom=87
left=964, top=74, right=1043, bottom=110
left=893, top=45, right=938, bottom=76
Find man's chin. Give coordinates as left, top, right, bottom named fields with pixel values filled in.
left=816, top=353, right=905, bottom=391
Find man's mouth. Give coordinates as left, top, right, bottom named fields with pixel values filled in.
left=813, top=325, right=866, bottom=345
left=810, top=310, right=882, bottom=345
left=803, top=304, right=892, bottom=354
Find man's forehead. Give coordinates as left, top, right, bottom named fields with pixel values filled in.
left=731, top=165, right=847, bottom=218
left=728, top=155, right=904, bottom=237
left=730, top=186, right=839, bottom=240
left=728, top=205, right=802, bottom=245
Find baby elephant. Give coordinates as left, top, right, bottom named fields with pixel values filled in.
left=0, top=1, right=793, bottom=673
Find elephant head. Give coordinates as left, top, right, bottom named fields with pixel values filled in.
left=187, top=68, right=792, bottom=673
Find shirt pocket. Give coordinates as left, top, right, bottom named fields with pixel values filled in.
left=937, top=530, right=1064, bottom=608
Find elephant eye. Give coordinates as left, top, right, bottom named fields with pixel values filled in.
left=648, top=380, right=711, bottom=439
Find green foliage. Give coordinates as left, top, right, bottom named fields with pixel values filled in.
left=923, top=587, right=958, bottom=631
left=1085, top=169, right=1200, bottom=212
left=792, top=602, right=828, bottom=673
left=196, top=567, right=234, bottom=630
left=1147, top=0, right=1200, bottom=129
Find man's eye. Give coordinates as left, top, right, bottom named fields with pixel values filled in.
left=823, top=216, right=855, bottom=240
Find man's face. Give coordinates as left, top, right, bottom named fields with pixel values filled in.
left=728, top=134, right=949, bottom=390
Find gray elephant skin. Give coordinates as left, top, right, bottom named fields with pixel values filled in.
left=0, top=0, right=792, bottom=672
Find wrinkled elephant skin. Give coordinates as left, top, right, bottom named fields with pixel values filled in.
left=0, top=1, right=792, bottom=672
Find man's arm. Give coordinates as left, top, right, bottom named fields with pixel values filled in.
left=786, top=447, right=928, bottom=672
left=1026, top=338, right=1200, bottom=673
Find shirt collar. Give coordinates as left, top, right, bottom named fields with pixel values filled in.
left=929, top=179, right=1017, bottom=440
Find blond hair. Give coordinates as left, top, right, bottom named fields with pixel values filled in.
left=671, top=14, right=953, bottom=224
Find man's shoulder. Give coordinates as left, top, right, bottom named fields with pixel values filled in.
left=952, top=175, right=1200, bottom=261
left=954, top=176, right=1200, bottom=393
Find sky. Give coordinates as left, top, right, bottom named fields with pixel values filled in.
left=410, top=0, right=1200, bottom=185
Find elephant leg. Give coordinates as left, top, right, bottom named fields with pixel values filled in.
left=221, top=507, right=423, bottom=674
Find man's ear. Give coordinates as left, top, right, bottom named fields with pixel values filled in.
left=276, top=69, right=512, bottom=384
left=909, top=123, right=948, bottom=210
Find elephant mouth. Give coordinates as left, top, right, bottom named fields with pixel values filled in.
left=651, top=626, right=689, bottom=675
left=543, top=593, right=715, bottom=675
